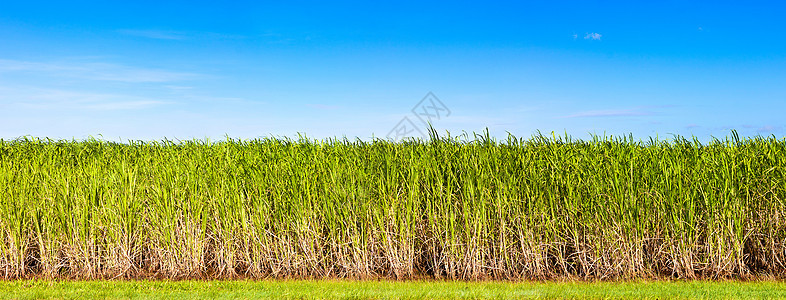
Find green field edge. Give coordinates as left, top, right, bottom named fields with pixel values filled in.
left=3, top=279, right=786, bottom=299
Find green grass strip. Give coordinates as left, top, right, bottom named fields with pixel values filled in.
left=1, top=280, right=785, bottom=299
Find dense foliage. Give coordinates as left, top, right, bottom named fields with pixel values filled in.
left=1, top=131, right=784, bottom=279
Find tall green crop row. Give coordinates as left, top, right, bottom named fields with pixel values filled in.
left=0, top=133, right=784, bottom=279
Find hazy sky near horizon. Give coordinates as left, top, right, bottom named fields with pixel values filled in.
left=1, top=1, right=785, bottom=141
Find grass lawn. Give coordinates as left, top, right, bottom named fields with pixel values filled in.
left=1, top=280, right=785, bottom=299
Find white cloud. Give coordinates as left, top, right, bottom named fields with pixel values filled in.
left=561, top=107, right=652, bottom=118
left=85, top=100, right=165, bottom=110
left=117, top=29, right=246, bottom=41
left=0, top=87, right=167, bottom=111
left=584, top=32, right=602, bottom=40
left=306, top=103, right=340, bottom=110
left=757, top=125, right=779, bottom=132
left=163, top=85, right=195, bottom=90
left=117, top=29, right=187, bottom=40
left=0, top=59, right=199, bottom=83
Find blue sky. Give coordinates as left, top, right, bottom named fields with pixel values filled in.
left=1, top=1, right=785, bottom=141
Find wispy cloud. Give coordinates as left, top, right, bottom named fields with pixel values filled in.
left=584, top=32, right=602, bottom=40
left=757, top=125, right=779, bottom=133
left=0, top=59, right=199, bottom=83
left=117, top=29, right=187, bottom=40
left=739, top=124, right=781, bottom=133
left=561, top=107, right=655, bottom=118
left=85, top=100, right=164, bottom=110
left=163, top=85, right=195, bottom=91
left=117, top=29, right=246, bottom=40
left=0, top=87, right=167, bottom=111
left=306, top=103, right=340, bottom=110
